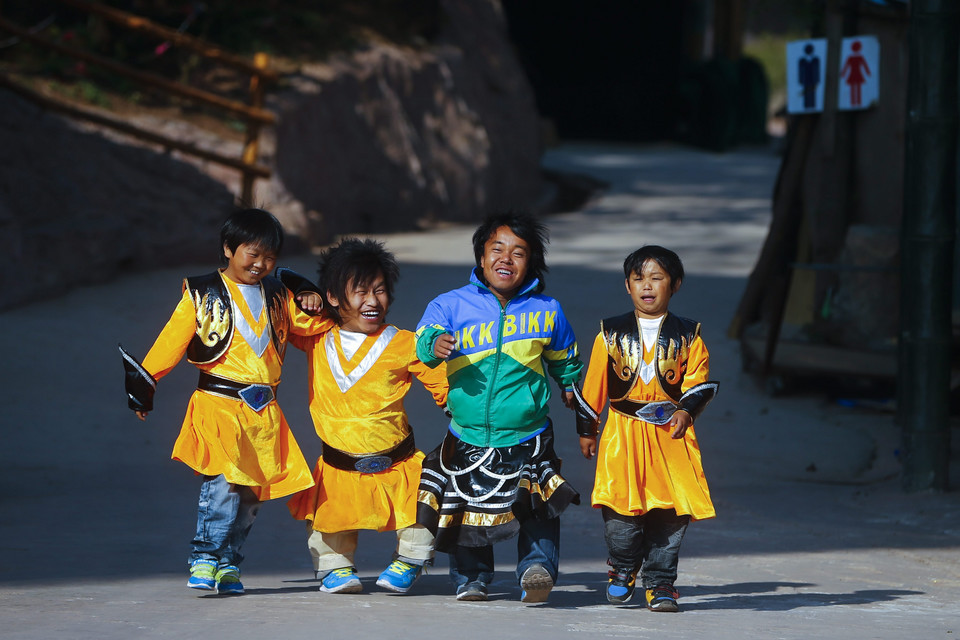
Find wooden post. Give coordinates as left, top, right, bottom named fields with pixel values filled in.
left=712, top=0, right=744, bottom=60
left=240, top=52, right=269, bottom=205
left=898, top=0, right=959, bottom=492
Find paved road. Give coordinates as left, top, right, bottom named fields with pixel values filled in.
left=1, top=144, right=958, bottom=639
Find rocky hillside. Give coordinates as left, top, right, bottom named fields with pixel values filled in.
left=0, top=0, right=544, bottom=309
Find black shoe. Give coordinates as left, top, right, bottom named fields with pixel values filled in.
left=456, top=580, right=488, bottom=601
left=645, top=583, right=679, bottom=612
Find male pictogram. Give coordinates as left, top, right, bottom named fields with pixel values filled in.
left=786, top=38, right=826, bottom=114
left=798, top=43, right=821, bottom=110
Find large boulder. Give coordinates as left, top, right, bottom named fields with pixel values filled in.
left=268, top=0, right=543, bottom=241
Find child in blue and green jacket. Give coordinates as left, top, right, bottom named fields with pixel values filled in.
left=414, top=211, right=583, bottom=604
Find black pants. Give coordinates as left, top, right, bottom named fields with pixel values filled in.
left=602, top=506, right=689, bottom=589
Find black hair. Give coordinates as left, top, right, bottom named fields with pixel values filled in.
left=623, top=245, right=685, bottom=290
left=316, top=238, right=400, bottom=325
left=220, top=208, right=284, bottom=264
left=471, top=210, right=549, bottom=291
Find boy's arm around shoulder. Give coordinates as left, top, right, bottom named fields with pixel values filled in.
left=276, top=267, right=335, bottom=336
left=274, top=266, right=322, bottom=321
left=410, top=354, right=450, bottom=408
left=276, top=267, right=321, bottom=307
left=287, top=300, right=335, bottom=338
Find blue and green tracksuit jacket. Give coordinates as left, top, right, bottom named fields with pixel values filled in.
left=415, top=269, right=583, bottom=448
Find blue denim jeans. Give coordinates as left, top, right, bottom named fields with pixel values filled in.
left=190, top=475, right=261, bottom=568
left=602, top=506, right=689, bottom=588
left=449, top=516, right=560, bottom=587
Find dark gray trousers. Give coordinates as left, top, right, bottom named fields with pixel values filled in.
left=602, top=506, right=689, bottom=589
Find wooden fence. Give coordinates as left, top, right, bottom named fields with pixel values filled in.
left=0, top=0, right=275, bottom=203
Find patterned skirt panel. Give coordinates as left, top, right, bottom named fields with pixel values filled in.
left=416, top=425, right=580, bottom=551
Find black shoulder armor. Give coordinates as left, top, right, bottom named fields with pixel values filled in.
left=184, top=272, right=233, bottom=364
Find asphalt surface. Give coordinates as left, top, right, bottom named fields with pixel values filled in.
left=1, top=143, right=958, bottom=639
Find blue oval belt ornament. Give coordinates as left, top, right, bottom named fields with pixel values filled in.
left=636, top=401, right=676, bottom=425
left=354, top=455, right=393, bottom=474
left=238, top=384, right=275, bottom=412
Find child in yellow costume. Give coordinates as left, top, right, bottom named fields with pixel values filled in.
left=287, top=238, right=449, bottom=595
left=120, top=208, right=331, bottom=595
left=573, top=245, right=719, bottom=613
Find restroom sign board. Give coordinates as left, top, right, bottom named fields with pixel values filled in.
left=786, top=39, right=827, bottom=114
left=838, top=36, right=879, bottom=110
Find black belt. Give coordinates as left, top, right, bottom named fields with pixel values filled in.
left=197, top=372, right=277, bottom=412
left=322, top=433, right=416, bottom=474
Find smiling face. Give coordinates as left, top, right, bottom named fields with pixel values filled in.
left=222, top=242, right=277, bottom=285
left=329, top=272, right=389, bottom=334
left=479, top=225, right=530, bottom=304
left=626, top=258, right=678, bottom=319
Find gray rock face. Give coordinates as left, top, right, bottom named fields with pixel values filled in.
left=270, top=0, right=542, bottom=242
left=0, top=91, right=235, bottom=310
left=0, top=0, right=544, bottom=308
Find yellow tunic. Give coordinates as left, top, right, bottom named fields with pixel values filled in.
left=142, top=273, right=332, bottom=500
left=581, top=329, right=715, bottom=521
left=287, top=325, right=448, bottom=533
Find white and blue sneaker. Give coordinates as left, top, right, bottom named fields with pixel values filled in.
left=187, top=559, right=217, bottom=591
left=319, top=567, right=363, bottom=593
left=376, top=559, right=422, bottom=594
left=215, top=565, right=244, bottom=595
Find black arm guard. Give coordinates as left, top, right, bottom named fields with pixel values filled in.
left=119, top=344, right=157, bottom=412
left=677, top=381, right=720, bottom=422
left=572, top=384, right=601, bottom=437
left=276, top=267, right=323, bottom=314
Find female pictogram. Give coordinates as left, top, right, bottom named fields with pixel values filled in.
left=840, top=40, right=871, bottom=107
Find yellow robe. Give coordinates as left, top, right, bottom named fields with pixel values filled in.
left=581, top=330, right=715, bottom=521
left=142, top=273, right=332, bottom=500
left=287, top=325, right=448, bottom=533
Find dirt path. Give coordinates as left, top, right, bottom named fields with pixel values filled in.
left=1, top=144, right=957, bottom=640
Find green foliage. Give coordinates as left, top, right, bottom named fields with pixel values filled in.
left=744, top=31, right=807, bottom=104
left=94, top=0, right=442, bottom=58
left=0, top=1, right=444, bottom=123
left=46, top=78, right=112, bottom=108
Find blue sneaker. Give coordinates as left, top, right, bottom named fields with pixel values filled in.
left=215, top=565, right=244, bottom=595
left=376, top=559, right=422, bottom=593
left=606, top=565, right=638, bottom=604
left=187, top=559, right=216, bottom=590
left=319, top=567, right=362, bottom=594
left=646, top=583, right=680, bottom=612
